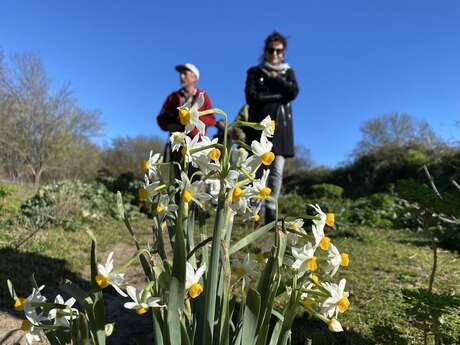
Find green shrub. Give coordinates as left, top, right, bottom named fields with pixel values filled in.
left=16, top=180, right=138, bottom=231
left=309, top=183, right=344, bottom=199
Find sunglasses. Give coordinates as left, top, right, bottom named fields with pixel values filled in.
left=266, top=48, right=284, bottom=55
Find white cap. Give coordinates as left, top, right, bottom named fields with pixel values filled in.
left=175, top=63, right=200, bottom=80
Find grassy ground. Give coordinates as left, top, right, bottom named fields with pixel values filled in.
left=1, top=184, right=460, bottom=344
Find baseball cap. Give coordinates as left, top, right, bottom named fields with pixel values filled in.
left=175, top=63, right=200, bottom=80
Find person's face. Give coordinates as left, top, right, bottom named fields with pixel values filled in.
left=265, top=41, right=285, bottom=65
left=179, top=69, right=197, bottom=88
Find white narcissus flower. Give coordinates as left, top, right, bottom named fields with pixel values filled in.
left=235, top=147, right=249, bottom=167
left=310, top=204, right=331, bottom=251
left=96, top=252, right=127, bottom=297
left=170, top=131, right=186, bottom=152
left=19, top=285, right=47, bottom=325
left=282, top=218, right=306, bottom=245
left=248, top=169, right=272, bottom=200
left=139, top=175, right=161, bottom=201
left=325, top=243, right=342, bottom=277
left=181, top=134, right=202, bottom=165
left=291, top=243, right=318, bottom=277
left=155, top=193, right=178, bottom=221
left=20, top=319, right=43, bottom=345
left=321, top=279, right=350, bottom=319
left=141, top=150, right=161, bottom=179
left=186, top=262, right=206, bottom=299
left=232, top=254, right=256, bottom=279
left=243, top=134, right=275, bottom=174
left=260, top=115, right=275, bottom=138
left=124, top=286, right=164, bottom=315
left=230, top=185, right=249, bottom=214
left=48, top=295, right=78, bottom=327
left=243, top=202, right=262, bottom=223
left=194, top=153, right=221, bottom=175
left=177, top=92, right=206, bottom=134
left=176, top=172, right=211, bottom=208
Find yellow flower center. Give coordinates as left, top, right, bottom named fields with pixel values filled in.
left=252, top=214, right=260, bottom=222
left=14, top=297, right=26, bottom=311
left=156, top=204, right=166, bottom=214
left=179, top=108, right=191, bottom=125
left=311, top=274, right=319, bottom=285
left=138, top=188, right=149, bottom=201
left=337, top=295, right=350, bottom=313
left=140, top=160, right=150, bottom=172
left=260, top=152, right=275, bottom=166
left=326, top=213, right=335, bottom=227
left=271, top=120, right=276, bottom=131
left=319, top=236, right=331, bottom=251
left=259, top=187, right=272, bottom=199
left=209, top=148, right=221, bottom=161
left=305, top=257, right=317, bottom=272
left=341, top=253, right=349, bottom=267
left=136, top=306, right=149, bottom=315
left=182, top=190, right=193, bottom=203
left=95, top=274, right=109, bottom=289
left=302, top=298, right=314, bottom=308
left=232, top=187, right=243, bottom=201
left=188, top=283, right=204, bottom=299
left=234, top=266, right=248, bottom=277
left=20, top=319, right=31, bottom=331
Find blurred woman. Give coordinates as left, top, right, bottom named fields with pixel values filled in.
left=245, top=32, right=299, bottom=223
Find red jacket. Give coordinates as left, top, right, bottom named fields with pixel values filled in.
left=157, top=88, right=216, bottom=137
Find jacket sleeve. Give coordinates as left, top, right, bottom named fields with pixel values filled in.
left=245, top=68, right=283, bottom=104
left=199, top=92, right=216, bottom=128
left=157, top=94, right=180, bottom=131
left=272, top=69, right=299, bottom=103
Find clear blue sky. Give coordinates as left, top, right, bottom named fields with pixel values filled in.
left=1, top=0, right=459, bottom=167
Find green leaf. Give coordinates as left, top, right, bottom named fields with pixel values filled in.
left=242, top=288, right=261, bottom=345
left=201, top=196, right=226, bottom=344
left=61, top=280, right=91, bottom=307
left=268, top=321, right=283, bottom=345
left=152, top=308, right=164, bottom=345
left=167, top=201, right=187, bottom=345
left=229, top=221, right=275, bottom=255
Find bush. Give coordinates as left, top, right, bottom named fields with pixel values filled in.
left=309, top=183, right=344, bottom=199
left=16, top=180, right=137, bottom=231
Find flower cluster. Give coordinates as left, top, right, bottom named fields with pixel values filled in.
left=286, top=204, right=350, bottom=330
left=8, top=95, right=352, bottom=344
left=9, top=284, right=78, bottom=344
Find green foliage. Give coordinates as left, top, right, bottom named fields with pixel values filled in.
left=404, top=148, right=430, bottom=166
left=398, top=179, right=460, bottom=218
left=402, top=289, right=460, bottom=343
left=309, top=183, right=343, bottom=199
left=15, top=180, right=137, bottom=231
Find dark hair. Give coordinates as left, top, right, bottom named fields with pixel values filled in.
left=264, top=32, right=288, bottom=51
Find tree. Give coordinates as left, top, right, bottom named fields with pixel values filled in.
left=101, top=135, right=164, bottom=178
left=0, top=52, right=102, bottom=184
left=354, top=113, right=441, bottom=157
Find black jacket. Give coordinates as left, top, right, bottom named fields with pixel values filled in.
left=244, top=66, right=299, bottom=157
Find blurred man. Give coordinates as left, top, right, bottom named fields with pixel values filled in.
left=157, top=63, right=215, bottom=138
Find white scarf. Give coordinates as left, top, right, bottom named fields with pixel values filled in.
left=260, top=61, right=291, bottom=75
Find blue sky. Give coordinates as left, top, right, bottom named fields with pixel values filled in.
left=1, top=0, right=459, bottom=167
